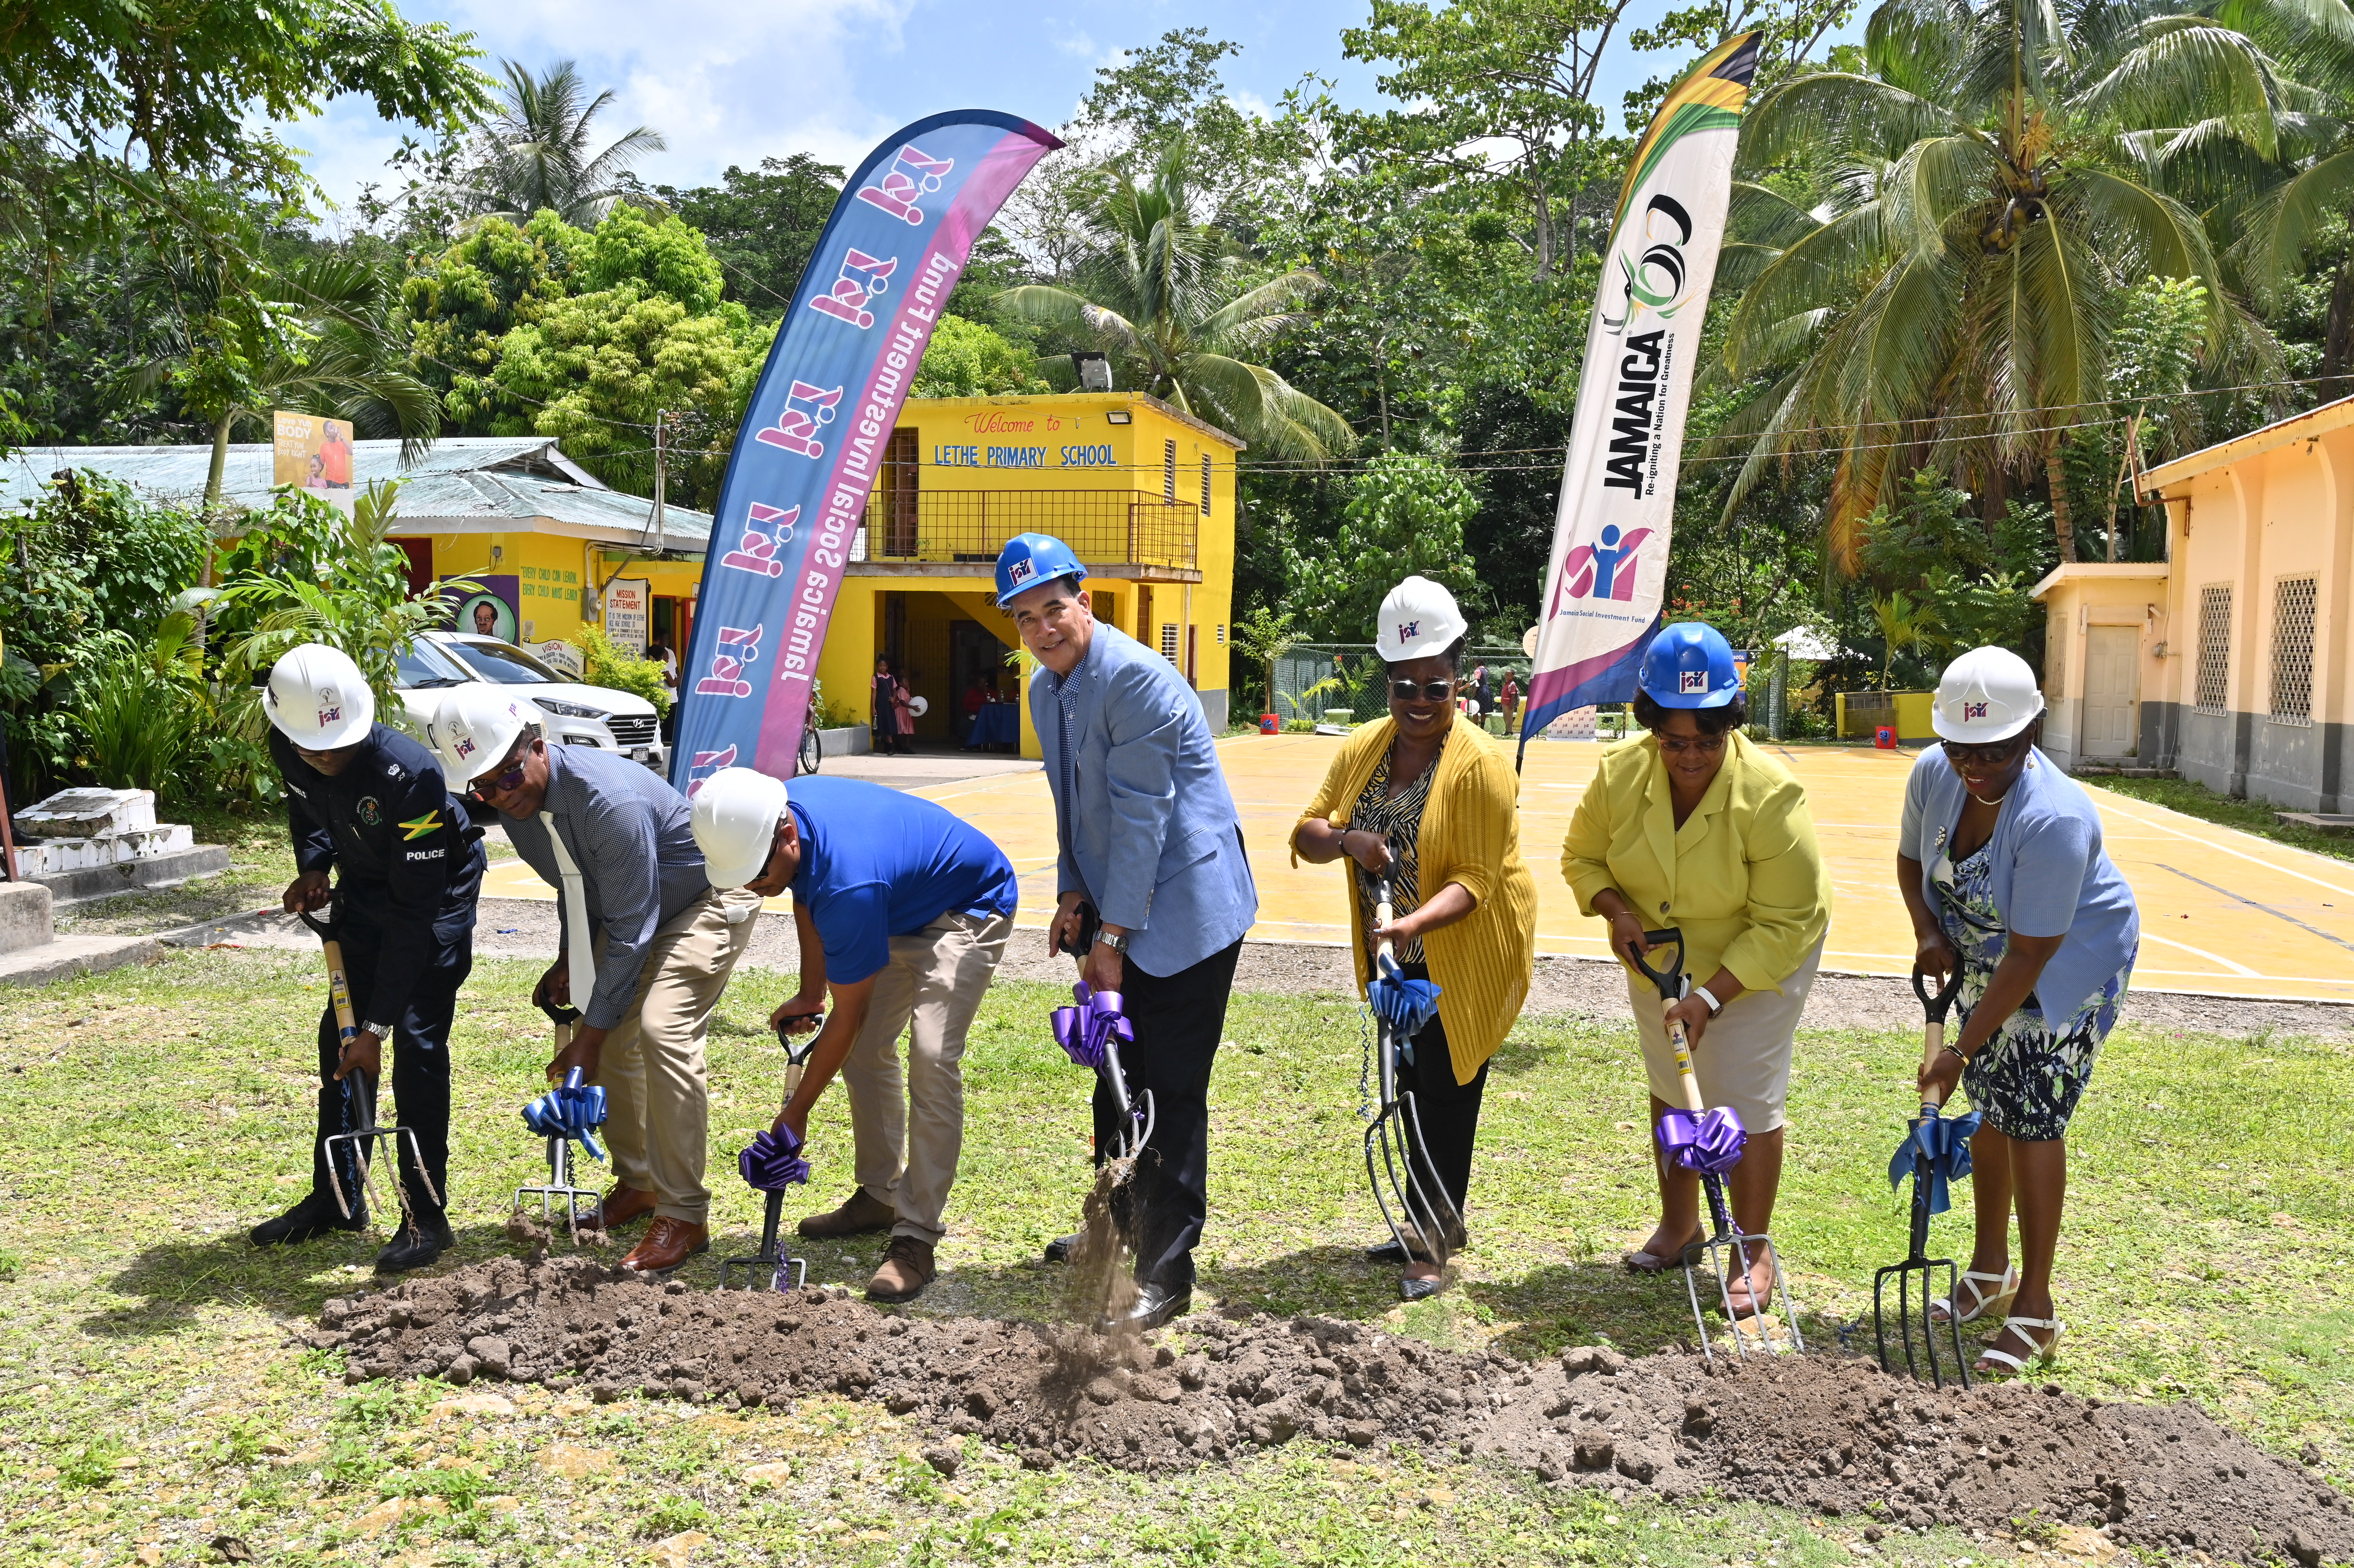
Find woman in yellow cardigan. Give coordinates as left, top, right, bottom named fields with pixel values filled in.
left=1561, top=622, right=1831, bottom=1315
left=1293, top=577, right=1538, bottom=1301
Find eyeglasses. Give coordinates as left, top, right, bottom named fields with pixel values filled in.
left=1389, top=678, right=1457, bottom=702
left=1657, top=731, right=1727, bottom=756
left=467, top=743, right=533, bottom=801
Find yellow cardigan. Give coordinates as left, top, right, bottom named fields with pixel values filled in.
left=1560, top=730, right=1832, bottom=994
left=1291, top=714, right=1538, bottom=1084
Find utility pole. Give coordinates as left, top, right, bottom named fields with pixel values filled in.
left=648, top=409, right=670, bottom=554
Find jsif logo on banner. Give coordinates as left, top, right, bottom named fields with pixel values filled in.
left=670, top=113, right=1063, bottom=792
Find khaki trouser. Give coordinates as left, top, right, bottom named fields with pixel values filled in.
left=597, top=887, right=761, bottom=1224
left=842, top=907, right=1012, bottom=1245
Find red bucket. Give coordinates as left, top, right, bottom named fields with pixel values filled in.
left=1260, top=712, right=1279, bottom=735
left=1874, top=724, right=1897, bottom=750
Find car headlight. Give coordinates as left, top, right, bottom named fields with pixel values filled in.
left=535, top=699, right=608, bottom=720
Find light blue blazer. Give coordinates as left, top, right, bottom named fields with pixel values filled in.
left=1029, top=622, right=1257, bottom=977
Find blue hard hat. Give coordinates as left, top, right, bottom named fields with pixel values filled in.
left=1639, top=622, right=1741, bottom=708
left=994, top=532, right=1087, bottom=607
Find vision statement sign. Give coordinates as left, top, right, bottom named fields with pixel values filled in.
left=670, top=111, right=1062, bottom=794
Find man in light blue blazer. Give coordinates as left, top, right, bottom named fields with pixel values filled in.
left=999, top=532, right=1257, bottom=1329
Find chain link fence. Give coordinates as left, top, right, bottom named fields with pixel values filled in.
left=1267, top=644, right=1532, bottom=726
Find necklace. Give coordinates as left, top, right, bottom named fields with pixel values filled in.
left=1969, top=787, right=2010, bottom=806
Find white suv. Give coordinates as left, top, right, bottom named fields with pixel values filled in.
left=402, top=631, right=670, bottom=772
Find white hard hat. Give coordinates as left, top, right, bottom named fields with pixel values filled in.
left=264, top=644, right=375, bottom=750
left=1932, top=646, right=2046, bottom=743
left=426, top=685, right=538, bottom=789
left=690, top=766, right=789, bottom=890
left=1375, top=576, right=1469, bottom=663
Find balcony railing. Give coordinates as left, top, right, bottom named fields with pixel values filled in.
left=854, top=489, right=1199, bottom=571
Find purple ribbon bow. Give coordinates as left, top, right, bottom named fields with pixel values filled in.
left=739, top=1125, right=810, bottom=1192
left=1656, top=1106, right=1748, bottom=1174
left=1049, top=984, right=1133, bottom=1070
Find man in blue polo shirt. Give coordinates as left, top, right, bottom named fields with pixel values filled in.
left=690, top=766, right=1016, bottom=1303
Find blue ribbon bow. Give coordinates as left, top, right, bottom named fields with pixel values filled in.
left=1049, top=984, right=1133, bottom=1070
left=1368, top=952, right=1442, bottom=1048
left=1887, top=1106, right=1983, bottom=1214
left=1656, top=1105, right=1748, bottom=1174
left=740, top=1124, right=810, bottom=1191
left=520, top=1068, right=607, bottom=1162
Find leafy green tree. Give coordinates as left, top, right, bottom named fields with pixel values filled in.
left=912, top=316, right=1048, bottom=398
left=656, top=155, right=845, bottom=316
left=1228, top=604, right=1300, bottom=718
left=465, top=59, right=666, bottom=225
left=998, top=147, right=1354, bottom=460
left=403, top=210, right=586, bottom=427
left=1288, top=453, right=1482, bottom=639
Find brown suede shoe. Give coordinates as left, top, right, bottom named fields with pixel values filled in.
left=589, top=1184, right=659, bottom=1231
left=796, top=1187, right=897, bottom=1239
left=866, top=1235, right=935, bottom=1303
left=619, top=1216, right=709, bottom=1274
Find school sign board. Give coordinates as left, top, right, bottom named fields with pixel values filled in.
left=670, top=111, right=1062, bottom=792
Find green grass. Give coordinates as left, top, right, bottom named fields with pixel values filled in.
left=2084, top=773, right=2354, bottom=864
left=0, top=950, right=2345, bottom=1565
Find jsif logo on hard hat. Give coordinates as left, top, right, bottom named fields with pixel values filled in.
left=1008, top=557, right=1035, bottom=586
left=1679, top=671, right=1707, bottom=695
left=318, top=706, right=341, bottom=727
left=1964, top=700, right=1990, bottom=719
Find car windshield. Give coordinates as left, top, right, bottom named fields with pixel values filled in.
left=446, top=638, right=564, bottom=685
left=396, top=640, right=473, bottom=689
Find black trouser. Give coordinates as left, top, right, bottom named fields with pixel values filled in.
left=1096, top=937, right=1242, bottom=1290
left=309, top=920, right=471, bottom=1220
left=1393, top=961, right=1489, bottom=1221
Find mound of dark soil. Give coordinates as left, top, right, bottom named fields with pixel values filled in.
left=312, top=1258, right=2350, bottom=1566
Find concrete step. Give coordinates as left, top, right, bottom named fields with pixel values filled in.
left=29, top=844, right=231, bottom=907
left=0, top=932, right=159, bottom=987
left=0, top=881, right=54, bottom=955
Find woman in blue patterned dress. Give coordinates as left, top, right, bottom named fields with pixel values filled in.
left=1897, top=648, right=2139, bottom=1376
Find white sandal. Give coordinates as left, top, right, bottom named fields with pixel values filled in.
left=1974, top=1315, right=2063, bottom=1374
left=1928, top=1265, right=2018, bottom=1326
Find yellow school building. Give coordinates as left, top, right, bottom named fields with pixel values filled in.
left=816, top=391, right=1243, bottom=755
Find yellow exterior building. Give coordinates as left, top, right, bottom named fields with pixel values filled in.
left=822, top=391, right=1244, bottom=756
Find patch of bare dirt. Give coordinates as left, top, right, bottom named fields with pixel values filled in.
left=313, top=1258, right=2351, bottom=1566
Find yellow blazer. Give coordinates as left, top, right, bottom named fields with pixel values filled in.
left=1292, top=713, right=1538, bottom=1084
left=1561, top=730, right=1831, bottom=994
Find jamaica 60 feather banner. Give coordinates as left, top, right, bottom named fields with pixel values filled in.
left=671, top=111, right=1061, bottom=793
left=1518, top=35, right=1758, bottom=757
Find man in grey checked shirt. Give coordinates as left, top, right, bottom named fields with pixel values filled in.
left=428, top=687, right=761, bottom=1275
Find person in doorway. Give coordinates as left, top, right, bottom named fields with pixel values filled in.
left=690, top=767, right=1017, bottom=1303
left=999, top=531, right=1259, bottom=1330
left=1292, top=578, right=1537, bottom=1301
left=892, top=668, right=917, bottom=748
left=252, top=644, right=486, bottom=1273
left=1900, top=646, right=2138, bottom=1376
left=428, top=686, right=761, bottom=1275
left=1500, top=670, right=1521, bottom=736
left=872, top=657, right=908, bottom=757
left=1561, top=622, right=1833, bottom=1315
left=650, top=635, right=681, bottom=747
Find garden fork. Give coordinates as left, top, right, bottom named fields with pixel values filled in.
left=723, top=1013, right=822, bottom=1292
left=299, top=910, right=437, bottom=1225
left=1874, top=966, right=1979, bottom=1387
left=1363, top=867, right=1463, bottom=1271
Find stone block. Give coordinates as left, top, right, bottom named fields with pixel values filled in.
left=0, top=882, right=54, bottom=956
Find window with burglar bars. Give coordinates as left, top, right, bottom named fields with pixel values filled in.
left=1163, top=440, right=1177, bottom=502
left=2195, top=585, right=2232, bottom=714
left=1160, top=622, right=1180, bottom=662
left=1200, top=453, right=1213, bottom=518
left=2270, top=576, right=2318, bottom=726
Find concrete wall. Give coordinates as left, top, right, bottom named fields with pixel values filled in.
left=2028, top=565, right=2169, bottom=774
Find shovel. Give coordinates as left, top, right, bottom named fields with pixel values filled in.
left=1624, top=927, right=1804, bottom=1364
left=515, top=998, right=607, bottom=1243
left=299, top=910, right=438, bottom=1224
left=723, top=1012, right=821, bottom=1292
left=1874, top=966, right=1983, bottom=1386
left=1363, top=865, right=1462, bottom=1270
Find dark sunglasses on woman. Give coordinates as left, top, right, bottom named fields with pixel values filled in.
left=1389, top=677, right=1456, bottom=702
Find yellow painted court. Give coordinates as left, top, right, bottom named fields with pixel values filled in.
left=482, top=736, right=2354, bottom=1004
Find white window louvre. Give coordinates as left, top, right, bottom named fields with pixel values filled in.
left=2270, top=576, right=2317, bottom=726
left=2195, top=585, right=2231, bottom=715
left=1160, top=623, right=1179, bottom=661
left=1163, top=440, right=1176, bottom=502
left=1200, top=453, right=1212, bottom=518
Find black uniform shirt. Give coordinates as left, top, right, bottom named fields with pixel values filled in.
left=271, top=723, right=485, bottom=1027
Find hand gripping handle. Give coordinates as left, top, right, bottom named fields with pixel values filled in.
left=1622, top=929, right=1705, bottom=1115
left=1911, top=966, right=1966, bottom=1112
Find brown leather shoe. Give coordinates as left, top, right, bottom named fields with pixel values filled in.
left=619, top=1216, right=709, bottom=1275
left=866, top=1235, right=935, bottom=1303
left=796, top=1186, right=896, bottom=1239
left=589, top=1184, right=659, bottom=1231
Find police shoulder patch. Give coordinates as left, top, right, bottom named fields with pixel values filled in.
left=399, top=809, right=442, bottom=841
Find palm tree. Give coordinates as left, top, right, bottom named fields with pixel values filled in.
left=468, top=60, right=666, bottom=225
left=996, top=146, right=1355, bottom=461
left=1711, top=0, right=2247, bottom=568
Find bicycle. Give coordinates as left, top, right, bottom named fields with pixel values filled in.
left=797, top=708, right=822, bottom=776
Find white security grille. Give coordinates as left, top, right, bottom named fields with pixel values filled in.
left=1200, top=453, right=1213, bottom=518
left=1163, top=440, right=1177, bottom=502
left=2195, top=585, right=2232, bottom=714
left=2270, top=576, right=2318, bottom=726
left=1160, top=623, right=1180, bottom=661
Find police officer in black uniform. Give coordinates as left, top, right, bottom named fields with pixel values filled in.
left=249, top=644, right=486, bottom=1272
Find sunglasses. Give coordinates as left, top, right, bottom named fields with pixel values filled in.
left=467, top=746, right=532, bottom=800
left=1944, top=734, right=2030, bottom=768
left=1389, top=678, right=1457, bottom=702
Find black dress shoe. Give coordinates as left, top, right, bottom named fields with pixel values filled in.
left=1400, top=1273, right=1445, bottom=1302
left=374, top=1211, right=454, bottom=1273
left=1043, top=1232, right=1081, bottom=1263
left=251, top=1191, right=367, bottom=1247
left=1105, top=1279, right=1193, bottom=1332
left=1364, top=1222, right=1470, bottom=1265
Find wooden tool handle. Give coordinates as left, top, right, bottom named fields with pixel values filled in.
left=1920, top=1020, right=1950, bottom=1112
left=1375, top=887, right=1395, bottom=969
left=321, top=938, right=358, bottom=1051
left=1665, top=1005, right=1705, bottom=1114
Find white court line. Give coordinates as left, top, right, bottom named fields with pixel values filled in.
left=2089, top=798, right=2354, bottom=901
left=2136, top=931, right=2263, bottom=977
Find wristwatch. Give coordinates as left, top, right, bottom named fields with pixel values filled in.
left=1691, top=986, right=1723, bottom=1017
left=360, top=1021, right=396, bottom=1042
left=1092, top=929, right=1130, bottom=955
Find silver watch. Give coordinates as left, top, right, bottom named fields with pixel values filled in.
left=1092, top=929, right=1130, bottom=955
left=360, top=1021, right=396, bottom=1041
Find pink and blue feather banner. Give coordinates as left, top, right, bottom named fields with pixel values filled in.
left=671, top=111, right=1062, bottom=794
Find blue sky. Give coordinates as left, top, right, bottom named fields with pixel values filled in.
left=290, top=0, right=1743, bottom=228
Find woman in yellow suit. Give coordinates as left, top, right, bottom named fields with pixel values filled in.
left=1562, top=622, right=1831, bottom=1314
left=1294, top=576, right=1538, bottom=1301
